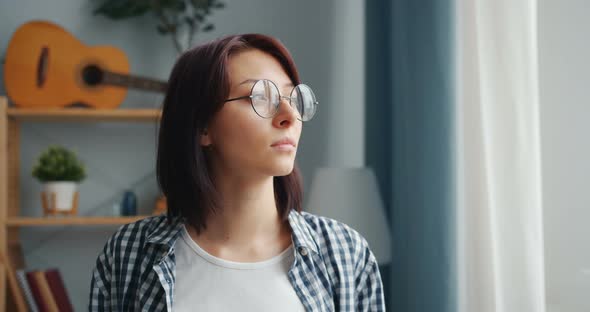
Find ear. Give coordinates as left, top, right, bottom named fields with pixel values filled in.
left=200, top=129, right=212, bottom=147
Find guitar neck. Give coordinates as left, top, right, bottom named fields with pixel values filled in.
left=103, top=71, right=167, bottom=93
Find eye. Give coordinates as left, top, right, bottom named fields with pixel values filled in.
left=252, top=94, right=268, bottom=101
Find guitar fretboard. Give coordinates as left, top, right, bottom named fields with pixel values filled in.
left=103, top=72, right=167, bottom=93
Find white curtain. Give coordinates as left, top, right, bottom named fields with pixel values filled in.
left=455, top=0, right=546, bottom=311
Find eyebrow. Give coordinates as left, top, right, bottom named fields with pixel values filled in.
left=238, top=78, right=294, bottom=88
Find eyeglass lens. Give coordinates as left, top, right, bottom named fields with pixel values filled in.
left=250, top=79, right=317, bottom=121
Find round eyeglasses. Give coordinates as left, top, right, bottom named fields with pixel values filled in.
left=224, top=79, right=318, bottom=121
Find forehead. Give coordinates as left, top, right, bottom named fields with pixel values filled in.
left=227, top=49, right=293, bottom=88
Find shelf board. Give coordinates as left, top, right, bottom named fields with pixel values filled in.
left=7, top=108, right=161, bottom=122
left=4, top=216, right=151, bottom=226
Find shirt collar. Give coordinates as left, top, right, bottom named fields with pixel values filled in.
left=287, top=210, right=320, bottom=254
left=145, top=210, right=320, bottom=254
left=146, top=216, right=184, bottom=249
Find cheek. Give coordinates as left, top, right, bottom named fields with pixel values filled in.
left=295, top=122, right=303, bottom=138
left=211, top=111, right=266, bottom=155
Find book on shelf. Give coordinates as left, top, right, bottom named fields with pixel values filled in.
left=15, top=270, right=39, bottom=312
left=22, top=268, right=74, bottom=312
left=25, top=270, right=47, bottom=312
left=29, top=270, right=59, bottom=311
left=45, top=268, right=74, bottom=312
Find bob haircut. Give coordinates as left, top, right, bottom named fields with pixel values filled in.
left=156, top=34, right=304, bottom=234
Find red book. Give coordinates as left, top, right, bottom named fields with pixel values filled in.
left=25, top=270, right=49, bottom=312
left=44, top=269, right=74, bottom=312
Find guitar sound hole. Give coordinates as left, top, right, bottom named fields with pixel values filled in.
left=82, top=65, right=104, bottom=86
left=37, top=46, right=49, bottom=88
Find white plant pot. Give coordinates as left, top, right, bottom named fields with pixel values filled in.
left=43, top=181, right=78, bottom=211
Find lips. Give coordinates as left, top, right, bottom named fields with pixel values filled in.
left=271, top=137, right=296, bottom=147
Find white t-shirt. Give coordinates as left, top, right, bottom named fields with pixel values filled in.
left=173, top=225, right=306, bottom=311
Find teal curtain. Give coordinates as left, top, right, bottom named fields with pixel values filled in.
left=365, top=0, right=456, bottom=311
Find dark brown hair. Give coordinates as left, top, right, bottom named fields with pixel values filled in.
left=156, top=34, right=303, bottom=234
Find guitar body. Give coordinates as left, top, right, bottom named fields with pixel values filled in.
left=4, top=20, right=130, bottom=109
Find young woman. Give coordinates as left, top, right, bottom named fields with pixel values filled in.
left=89, top=34, right=385, bottom=311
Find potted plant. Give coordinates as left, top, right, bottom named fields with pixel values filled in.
left=93, top=0, right=226, bottom=54
left=32, top=146, right=86, bottom=215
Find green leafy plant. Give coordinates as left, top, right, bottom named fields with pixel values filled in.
left=32, top=146, right=86, bottom=183
left=93, top=0, right=226, bottom=54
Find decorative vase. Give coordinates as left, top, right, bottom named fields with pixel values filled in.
left=152, top=194, right=167, bottom=216
left=121, top=190, right=137, bottom=216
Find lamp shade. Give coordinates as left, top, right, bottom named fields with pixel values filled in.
left=306, top=167, right=392, bottom=264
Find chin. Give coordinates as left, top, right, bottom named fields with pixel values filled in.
left=269, top=163, right=295, bottom=176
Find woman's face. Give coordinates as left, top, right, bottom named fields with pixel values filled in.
left=201, top=49, right=302, bottom=178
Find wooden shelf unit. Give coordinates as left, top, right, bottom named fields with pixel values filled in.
left=7, top=107, right=161, bottom=122
left=0, top=96, right=161, bottom=311
left=5, top=216, right=150, bottom=227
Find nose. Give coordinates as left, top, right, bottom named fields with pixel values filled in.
left=272, top=97, right=298, bottom=128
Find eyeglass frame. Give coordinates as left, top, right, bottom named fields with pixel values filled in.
left=223, top=79, right=318, bottom=121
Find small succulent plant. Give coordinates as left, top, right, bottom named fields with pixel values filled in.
left=32, top=146, right=86, bottom=183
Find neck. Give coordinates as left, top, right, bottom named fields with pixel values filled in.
left=194, top=171, right=287, bottom=247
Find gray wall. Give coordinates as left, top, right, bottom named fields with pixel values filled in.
left=539, top=0, right=590, bottom=311
left=0, top=0, right=365, bottom=309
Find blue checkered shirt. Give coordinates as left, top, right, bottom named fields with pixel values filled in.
left=89, top=210, right=385, bottom=311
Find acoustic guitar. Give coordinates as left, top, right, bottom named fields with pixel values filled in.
left=3, top=20, right=168, bottom=109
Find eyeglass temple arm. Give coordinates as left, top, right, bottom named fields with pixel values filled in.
left=225, top=95, right=252, bottom=102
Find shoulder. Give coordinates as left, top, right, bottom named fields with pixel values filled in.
left=299, top=211, right=366, bottom=245
left=99, top=214, right=181, bottom=261
left=90, top=215, right=180, bottom=306
left=108, top=215, right=166, bottom=244
left=289, top=211, right=384, bottom=308
left=295, top=211, right=375, bottom=269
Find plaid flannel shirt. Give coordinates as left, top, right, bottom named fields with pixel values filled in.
left=89, top=209, right=385, bottom=311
